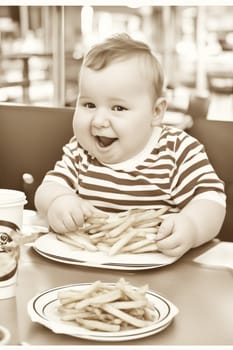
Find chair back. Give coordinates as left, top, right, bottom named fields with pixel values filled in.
left=188, top=119, right=233, bottom=241
left=0, top=103, right=74, bottom=209
left=186, top=94, right=210, bottom=119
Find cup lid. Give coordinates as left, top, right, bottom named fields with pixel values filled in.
left=0, top=189, right=27, bottom=207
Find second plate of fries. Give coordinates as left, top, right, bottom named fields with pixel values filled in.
left=27, top=278, right=179, bottom=341
left=33, top=208, right=178, bottom=270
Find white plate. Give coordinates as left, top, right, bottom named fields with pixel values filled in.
left=33, top=233, right=178, bottom=271
left=27, top=283, right=178, bottom=342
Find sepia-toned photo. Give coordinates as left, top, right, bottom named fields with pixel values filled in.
left=0, top=1, right=232, bottom=347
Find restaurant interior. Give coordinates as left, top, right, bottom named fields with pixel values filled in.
left=0, top=4, right=232, bottom=240
left=0, top=5, right=232, bottom=112
left=0, top=4, right=233, bottom=347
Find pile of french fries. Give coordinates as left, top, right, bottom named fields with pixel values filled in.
left=57, top=278, right=157, bottom=332
left=56, top=207, right=168, bottom=256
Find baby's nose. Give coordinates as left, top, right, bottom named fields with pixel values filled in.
left=92, top=110, right=110, bottom=128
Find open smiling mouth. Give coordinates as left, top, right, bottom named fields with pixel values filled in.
left=95, top=136, right=118, bottom=148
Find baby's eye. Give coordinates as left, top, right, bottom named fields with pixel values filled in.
left=112, top=105, right=127, bottom=112
left=84, top=102, right=96, bottom=109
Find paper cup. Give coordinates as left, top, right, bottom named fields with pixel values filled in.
left=0, top=325, right=11, bottom=345
left=0, top=251, right=18, bottom=299
left=0, top=270, right=17, bottom=299
left=0, top=189, right=27, bottom=299
left=0, top=189, right=27, bottom=232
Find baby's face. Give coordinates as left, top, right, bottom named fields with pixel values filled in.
left=73, top=57, right=158, bottom=164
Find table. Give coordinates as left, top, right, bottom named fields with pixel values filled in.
left=0, top=240, right=233, bottom=346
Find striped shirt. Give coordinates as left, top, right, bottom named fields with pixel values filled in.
left=44, top=126, right=225, bottom=213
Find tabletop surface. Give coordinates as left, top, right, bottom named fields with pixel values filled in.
left=1, top=240, right=233, bottom=346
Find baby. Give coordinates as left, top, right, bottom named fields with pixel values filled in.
left=35, top=33, right=226, bottom=258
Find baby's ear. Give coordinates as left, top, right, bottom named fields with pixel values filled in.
left=151, top=97, right=167, bottom=126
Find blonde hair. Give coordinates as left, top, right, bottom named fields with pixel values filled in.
left=82, top=33, right=165, bottom=99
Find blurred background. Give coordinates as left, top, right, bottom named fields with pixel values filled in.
left=0, top=5, right=232, bottom=120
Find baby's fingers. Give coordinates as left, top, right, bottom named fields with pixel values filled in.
left=158, top=245, right=185, bottom=257
left=48, top=214, right=71, bottom=233
left=156, top=217, right=174, bottom=240
left=80, top=200, right=108, bottom=219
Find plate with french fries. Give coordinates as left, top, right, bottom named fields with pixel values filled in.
left=27, top=278, right=179, bottom=341
left=33, top=208, right=178, bottom=270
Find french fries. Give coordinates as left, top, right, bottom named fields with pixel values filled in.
left=56, top=207, right=168, bottom=255
left=57, top=278, right=158, bottom=332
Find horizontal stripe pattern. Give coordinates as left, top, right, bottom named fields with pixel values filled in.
left=43, top=127, right=225, bottom=212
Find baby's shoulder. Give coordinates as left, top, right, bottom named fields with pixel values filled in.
left=159, top=126, right=201, bottom=152
left=160, top=125, right=191, bottom=142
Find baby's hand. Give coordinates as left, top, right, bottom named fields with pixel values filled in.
left=155, top=213, right=196, bottom=258
left=47, top=194, right=106, bottom=233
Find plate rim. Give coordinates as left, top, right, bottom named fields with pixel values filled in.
left=34, top=247, right=163, bottom=271
left=33, top=232, right=177, bottom=270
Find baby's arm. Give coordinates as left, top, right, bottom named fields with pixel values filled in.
left=34, top=181, right=106, bottom=233
left=156, top=199, right=226, bottom=257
